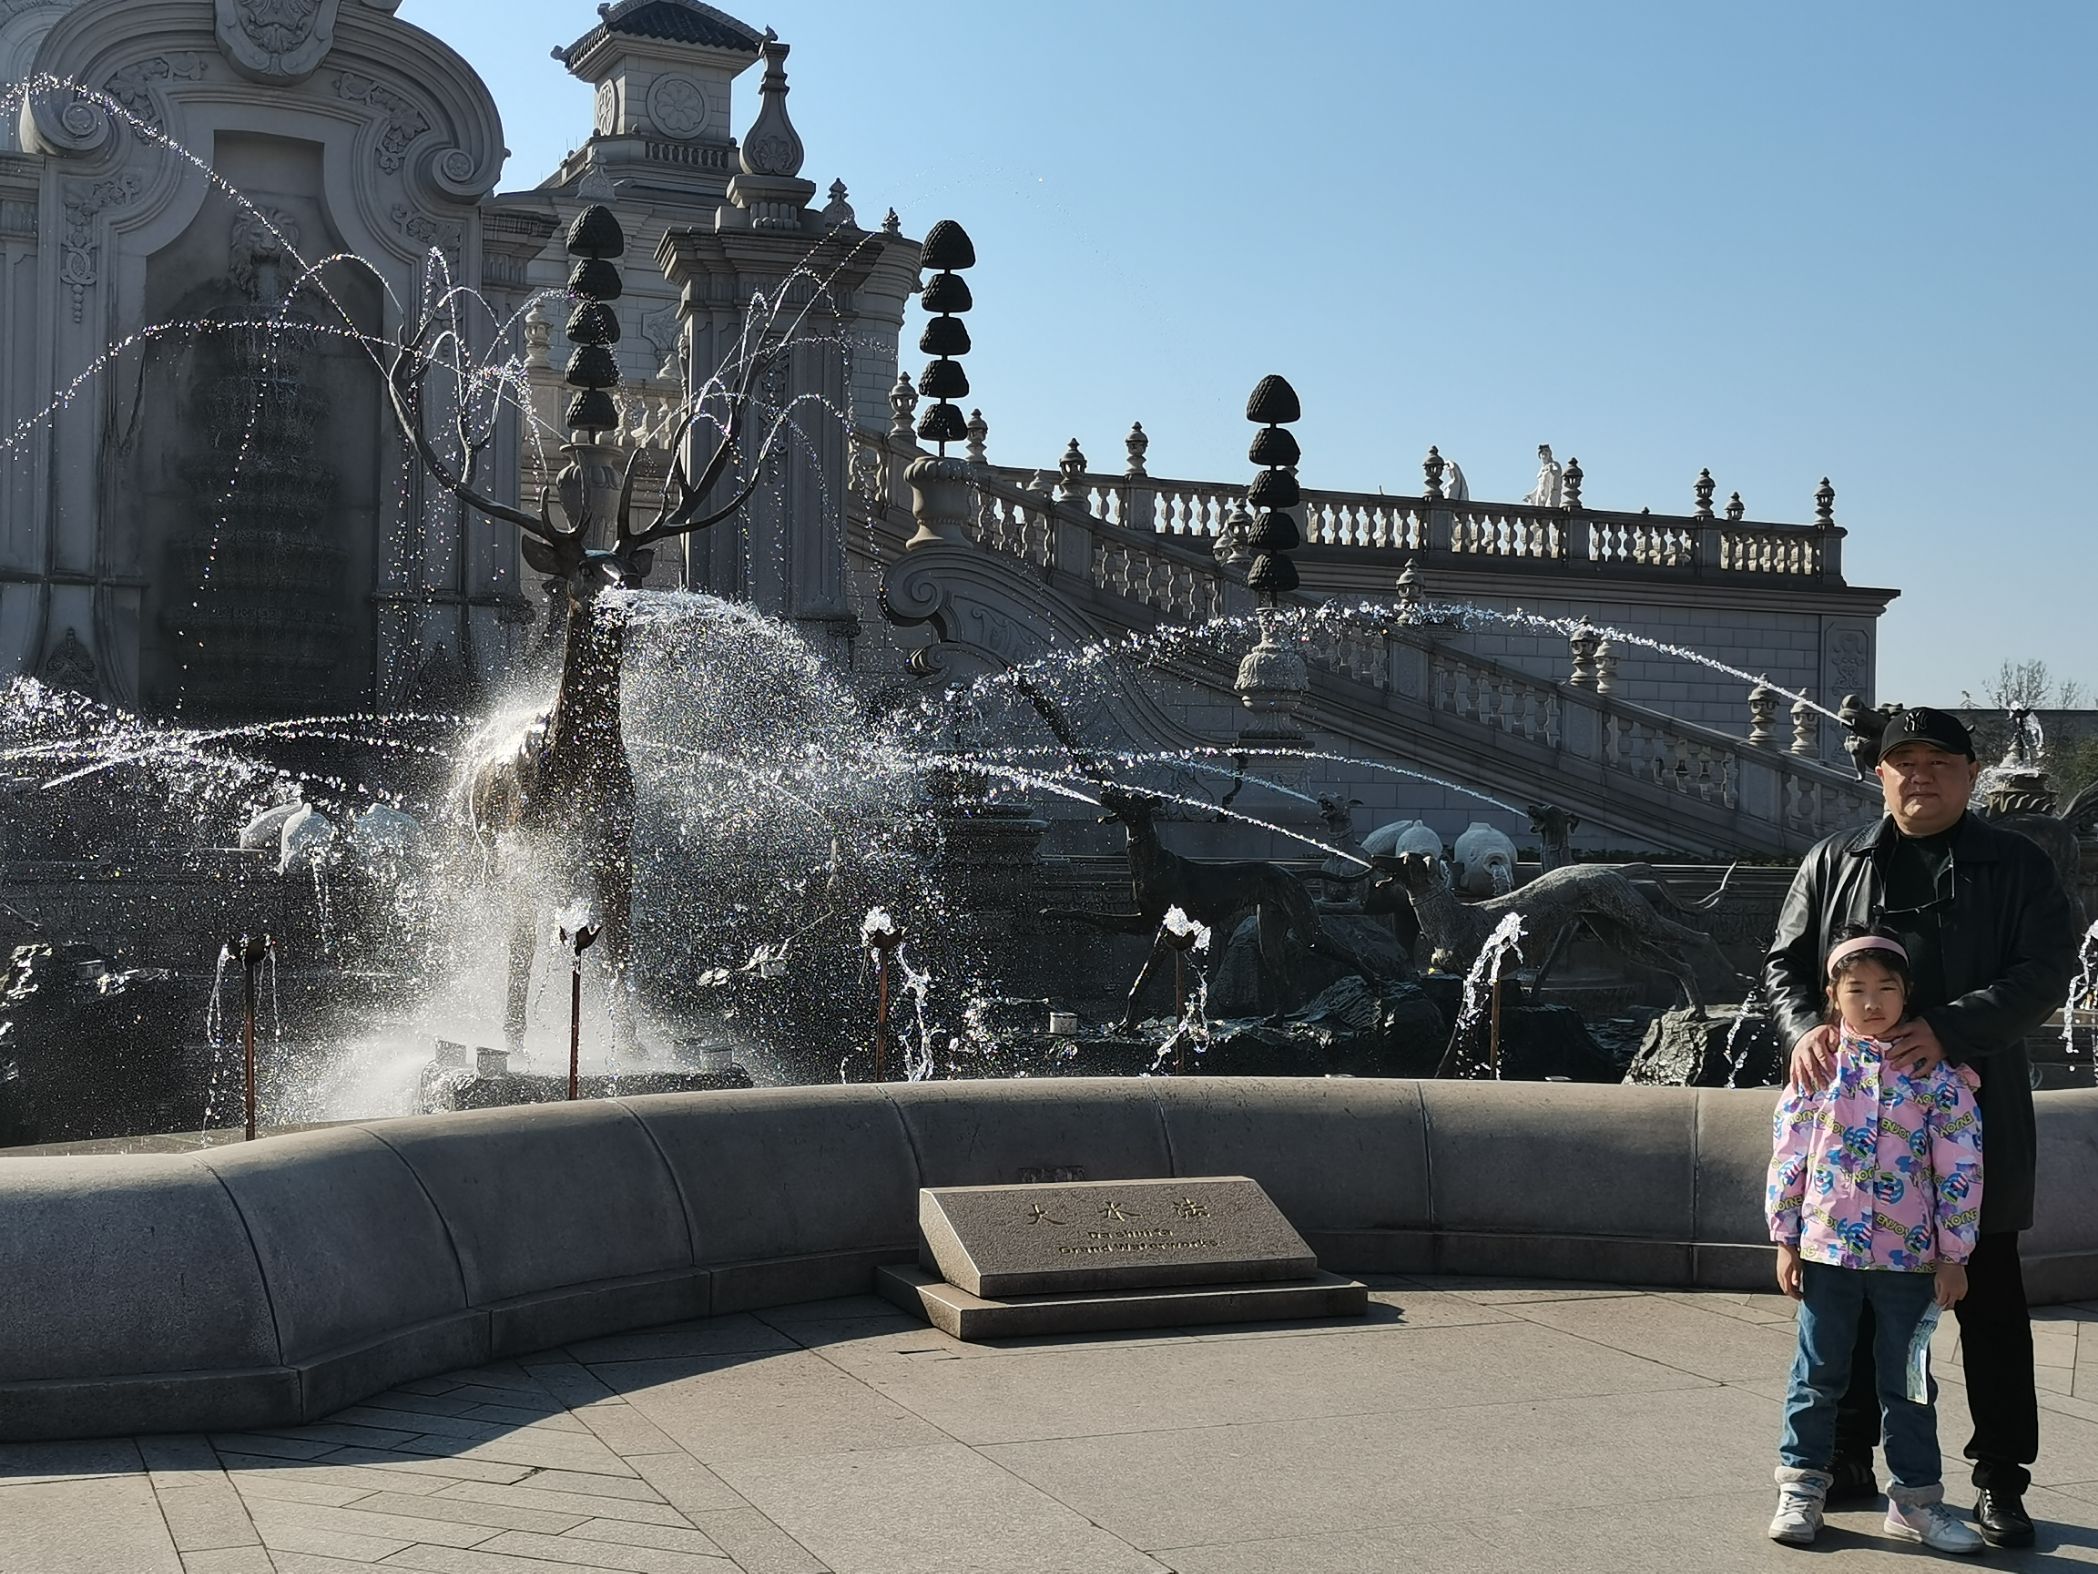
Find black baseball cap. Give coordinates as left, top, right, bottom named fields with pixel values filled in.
left=1879, top=706, right=1974, bottom=759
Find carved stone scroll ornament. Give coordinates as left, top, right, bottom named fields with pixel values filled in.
left=60, top=171, right=145, bottom=321
left=105, top=55, right=209, bottom=141
left=215, top=0, right=341, bottom=85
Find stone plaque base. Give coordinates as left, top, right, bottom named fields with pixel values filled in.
left=877, top=1263, right=1368, bottom=1341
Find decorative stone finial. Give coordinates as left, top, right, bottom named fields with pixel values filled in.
left=1568, top=624, right=1600, bottom=688
left=888, top=371, right=918, bottom=440
left=1790, top=695, right=1818, bottom=757
left=562, top=203, right=625, bottom=434
left=882, top=207, right=902, bottom=237
left=964, top=408, right=988, bottom=467
left=1815, top=477, right=1836, bottom=525
left=1726, top=491, right=1745, bottom=522
left=914, top=220, right=975, bottom=454
left=1058, top=439, right=1089, bottom=504
left=1694, top=468, right=1716, bottom=519
left=1243, top=374, right=1302, bottom=601
left=1422, top=445, right=1445, bottom=502
left=739, top=37, right=805, bottom=178
left=1747, top=680, right=1778, bottom=747
left=1124, top=421, right=1149, bottom=479
left=524, top=300, right=552, bottom=370
left=1563, top=456, right=1583, bottom=510
left=818, top=178, right=857, bottom=230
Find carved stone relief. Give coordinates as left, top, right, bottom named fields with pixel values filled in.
left=38, top=627, right=97, bottom=697
left=105, top=55, right=209, bottom=141
left=215, top=0, right=342, bottom=86
left=333, top=70, right=429, bottom=174
left=646, top=75, right=709, bottom=140
left=390, top=201, right=461, bottom=266
left=60, top=170, right=144, bottom=320
left=1825, top=626, right=1870, bottom=701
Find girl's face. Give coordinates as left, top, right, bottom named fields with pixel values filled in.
left=1829, top=958, right=1907, bottom=1036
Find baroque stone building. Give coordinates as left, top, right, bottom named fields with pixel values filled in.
left=0, top=0, right=1895, bottom=853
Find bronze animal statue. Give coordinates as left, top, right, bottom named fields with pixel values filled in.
left=1371, top=850, right=1738, bottom=1017
left=386, top=293, right=777, bottom=1049
left=1043, top=786, right=1338, bottom=1031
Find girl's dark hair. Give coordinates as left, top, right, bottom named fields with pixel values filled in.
left=1824, top=922, right=1911, bottom=1024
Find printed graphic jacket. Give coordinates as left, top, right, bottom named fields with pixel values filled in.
left=1767, top=1030, right=1984, bottom=1271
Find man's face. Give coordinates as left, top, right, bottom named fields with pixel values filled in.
left=1876, top=741, right=1979, bottom=835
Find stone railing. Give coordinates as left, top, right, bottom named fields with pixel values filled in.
left=971, top=459, right=1845, bottom=584
left=7, top=1081, right=2096, bottom=1439
left=855, top=429, right=1877, bottom=852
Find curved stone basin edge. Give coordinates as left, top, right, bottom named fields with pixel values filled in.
left=3, top=1079, right=2094, bottom=1442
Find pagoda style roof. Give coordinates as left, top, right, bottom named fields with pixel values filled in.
left=557, top=0, right=765, bottom=65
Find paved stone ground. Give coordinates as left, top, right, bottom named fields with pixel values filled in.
left=6, top=1277, right=2098, bottom=1574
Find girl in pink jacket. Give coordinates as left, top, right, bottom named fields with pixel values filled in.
left=1765, top=927, right=1985, bottom=1554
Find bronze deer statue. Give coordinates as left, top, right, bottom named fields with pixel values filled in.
left=384, top=281, right=780, bottom=1050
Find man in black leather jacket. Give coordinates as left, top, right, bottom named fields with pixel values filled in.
left=1764, top=706, right=2079, bottom=1548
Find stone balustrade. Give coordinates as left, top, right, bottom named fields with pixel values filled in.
left=5, top=1081, right=2094, bottom=1441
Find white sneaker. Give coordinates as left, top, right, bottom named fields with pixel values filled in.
left=1885, top=1493, right=1985, bottom=1554
left=1770, top=1468, right=1830, bottom=1546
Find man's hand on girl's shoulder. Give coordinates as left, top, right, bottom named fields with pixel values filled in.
left=1884, top=1016, right=1947, bottom=1080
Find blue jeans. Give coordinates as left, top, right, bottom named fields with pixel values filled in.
left=1780, top=1262, right=1942, bottom=1490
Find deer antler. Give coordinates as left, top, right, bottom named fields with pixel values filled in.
left=385, top=307, right=572, bottom=544
left=614, top=334, right=783, bottom=552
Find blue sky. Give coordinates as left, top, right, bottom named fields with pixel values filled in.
left=408, top=0, right=2098, bottom=707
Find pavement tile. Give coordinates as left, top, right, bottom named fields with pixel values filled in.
left=369, top=1432, right=640, bottom=1477
left=624, top=1453, right=746, bottom=1516
left=269, top=1556, right=392, bottom=1573
left=446, top=1365, right=544, bottom=1395
left=351, top=1487, right=587, bottom=1534
left=477, top=1528, right=733, bottom=1571
left=310, top=1446, right=533, bottom=1484
left=601, top=1351, right=951, bottom=1465
left=366, top=1389, right=487, bottom=1420
left=566, top=1315, right=796, bottom=1364
left=178, top=1549, right=276, bottom=1574
left=380, top=1544, right=670, bottom=1574
left=0, top=1438, right=142, bottom=1485
left=228, top=1472, right=374, bottom=1508
left=1506, top=1291, right=1805, bottom=1381
left=563, top=1518, right=728, bottom=1557
left=209, top=1432, right=339, bottom=1461
left=458, top=1402, right=592, bottom=1434
left=682, top=1506, right=829, bottom=1574
left=328, top=1406, right=508, bottom=1442
left=0, top=1473, right=181, bottom=1573
left=437, top=1481, right=694, bottom=1529
left=1404, top=1275, right=1651, bottom=1304
left=139, top=1435, right=221, bottom=1480
left=257, top=1421, right=423, bottom=1450
left=524, top=1361, right=620, bottom=1410
left=248, top=1507, right=412, bottom=1562
left=244, top=1496, right=501, bottom=1549
left=215, top=1454, right=451, bottom=1496
left=155, top=1479, right=262, bottom=1553
left=511, top=1469, right=669, bottom=1503
left=1153, top=1518, right=1503, bottom=1574
left=717, top=1441, right=1161, bottom=1574
left=572, top=1404, right=684, bottom=1458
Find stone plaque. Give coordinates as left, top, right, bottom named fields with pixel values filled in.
left=918, top=1176, right=1317, bottom=1298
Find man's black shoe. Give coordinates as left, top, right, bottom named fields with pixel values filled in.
left=1824, top=1456, right=1878, bottom=1506
left=1974, top=1489, right=2036, bottom=1547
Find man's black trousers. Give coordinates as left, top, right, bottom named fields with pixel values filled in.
left=1834, top=1231, right=2037, bottom=1495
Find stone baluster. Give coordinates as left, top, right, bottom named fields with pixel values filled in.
left=888, top=370, right=918, bottom=441
left=1567, top=623, right=1600, bottom=688
left=1693, top=468, right=1716, bottom=519
left=1594, top=638, right=1617, bottom=696
left=524, top=300, right=552, bottom=370
left=1124, top=421, right=1149, bottom=479
left=1747, top=680, right=1778, bottom=747
left=964, top=407, right=988, bottom=468
left=1790, top=695, right=1819, bottom=757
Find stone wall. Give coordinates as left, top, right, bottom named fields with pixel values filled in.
left=4, top=1079, right=2095, bottom=1441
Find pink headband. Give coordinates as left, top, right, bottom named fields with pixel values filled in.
left=1828, top=935, right=1908, bottom=976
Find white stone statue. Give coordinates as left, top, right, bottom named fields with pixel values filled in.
left=1443, top=458, right=1469, bottom=503
left=1523, top=444, right=1563, bottom=508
